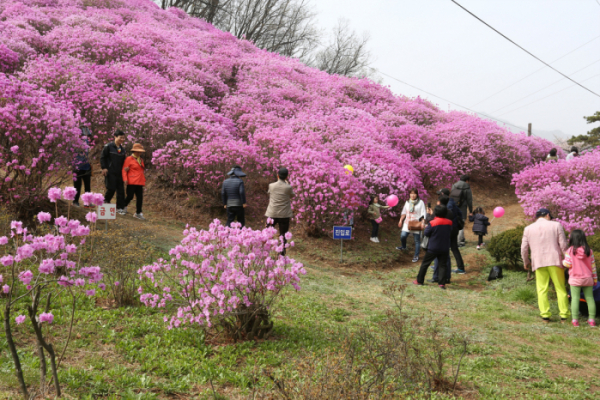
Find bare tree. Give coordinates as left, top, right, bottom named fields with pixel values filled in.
left=311, top=19, right=371, bottom=77
left=160, top=0, right=228, bottom=24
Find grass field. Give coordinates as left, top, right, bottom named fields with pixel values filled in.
left=1, top=181, right=599, bottom=399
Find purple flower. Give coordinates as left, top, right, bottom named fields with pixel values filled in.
left=48, top=188, right=62, bottom=203
left=39, top=259, right=55, bottom=274
left=85, top=212, right=98, bottom=223
left=18, top=270, right=33, bottom=285
left=1, top=255, right=14, bottom=267
left=15, top=315, right=26, bottom=325
left=37, top=212, right=52, bottom=224
left=10, top=145, right=19, bottom=153
left=85, top=289, right=96, bottom=296
left=2, top=285, right=9, bottom=294
left=0, top=236, right=8, bottom=245
left=63, top=187, right=77, bottom=201
left=39, top=313, right=54, bottom=323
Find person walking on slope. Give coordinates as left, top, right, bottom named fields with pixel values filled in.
left=397, top=189, right=426, bottom=263
left=563, top=230, right=597, bottom=328
left=122, top=143, right=146, bottom=220
left=413, top=205, right=453, bottom=290
left=437, top=188, right=466, bottom=274
left=521, top=208, right=570, bottom=323
left=222, top=165, right=247, bottom=227
left=265, top=167, right=295, bottom=255
left=450, top=175, right=473, bottom=247
left=72, top=126, right=92, bottom=207
left=101, top=130, right=127, bottom=213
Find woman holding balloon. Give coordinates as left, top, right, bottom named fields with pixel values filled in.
left=397, top=189, right=427, bottom=263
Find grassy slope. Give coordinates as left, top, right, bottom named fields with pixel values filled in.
left=1, top=178, right=599, bottom=399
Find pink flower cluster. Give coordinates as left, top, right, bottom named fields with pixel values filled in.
left=512, top=150, right=600, bottom=234
left=0, top=0, right=557, bottom=230
left=138, top=220, right=306, bottom=330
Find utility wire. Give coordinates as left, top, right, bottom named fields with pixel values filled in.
left=470, top=34, right=600, bottom=107
left=451, top=0, right=600, bottom=98
left=490, top=57, right=600, bottom=113
left=375, top=69, right=528, bottom=131
left=498, top=73, right=600, bottom=117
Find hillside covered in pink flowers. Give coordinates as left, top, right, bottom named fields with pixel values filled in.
left=0, top=0, right=556, bottom=231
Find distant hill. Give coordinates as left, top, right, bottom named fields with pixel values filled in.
left=476, top=113, right=568, bottom=142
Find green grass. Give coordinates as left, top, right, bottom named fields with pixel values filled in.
left=2, top=225, right=600, bottom=399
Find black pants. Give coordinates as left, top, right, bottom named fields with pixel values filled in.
left=417, top=250, right=450, bottom=285
left=450, top=233, right=465, bottom=271
left=370, top=219, right=379, bottom=238
left=226, top=206, right=245, bottom=227
left=268, top=218, right=290, bottom=255
left=478, top=234, right=484, bottom=246
left=104, top=173, right=125, bottom=209
left=124, top=184, right=144, bottom=214
left=73, top=169, right=91, bottom=203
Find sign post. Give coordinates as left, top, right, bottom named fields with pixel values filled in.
left=333, top=226, right=352, bottom=263
left=97, top=204, right=117, bottom=231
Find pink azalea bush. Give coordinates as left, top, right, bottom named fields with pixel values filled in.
left=0, top=188, right=104, bottom=398
left=512, top=150, right=600, bottom=234
left=0, top=0, right=557, bottom=231
left=138, top=219, right=306, bottom=341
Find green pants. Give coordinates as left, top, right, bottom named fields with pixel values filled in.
left=571, top=286, right=596, bottom=320
left=535, top=266, right=570, bottom=319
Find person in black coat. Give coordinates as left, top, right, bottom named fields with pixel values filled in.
left=100, top=130, right=127, bottom=213
left=222, top=165, right=247, bottom=227
left=414, top=205, right=453, bottom=289
left=469, top=207, right=491, bottom=250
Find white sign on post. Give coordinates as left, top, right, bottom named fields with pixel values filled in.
left=97, top=204, right=116, bottom=220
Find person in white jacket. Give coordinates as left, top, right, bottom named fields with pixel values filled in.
left=396, top=189, right=427, bottom=263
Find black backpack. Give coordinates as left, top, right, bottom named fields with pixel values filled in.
left=488, top=265, right=503, bottom=281
left=450, top=187, right=465, bottom=207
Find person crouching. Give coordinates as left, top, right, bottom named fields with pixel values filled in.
left=414, top=205, right=453, bottom=290
left=122, top=143, right=146, bottom=220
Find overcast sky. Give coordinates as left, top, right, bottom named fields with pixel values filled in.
left=314, top=0, right=600, bottom=140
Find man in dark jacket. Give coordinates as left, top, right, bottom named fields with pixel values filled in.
left=73, top=127, right=92, bottom=207
left=431, top=194, right=467, bottom=283
left=100, top=130, right=127, bottom=213
left=414, top=205, right=453, bottom=289
left=222, top=165, right=247, bottom=227
left=450, top=175, right=473, bottom=247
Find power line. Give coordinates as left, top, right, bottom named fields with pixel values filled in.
left=375, top=69, right=528, bottom=132
left=490, top=57, right=600, bottom=113
left=450, top=0, right=600, bottom=99
left=469, top=34, right=600, bottom=107
left=497, top=73, right=600, bottom=117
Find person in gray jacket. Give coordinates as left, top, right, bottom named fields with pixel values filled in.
left=222, top=166, right=247, bottom=227
left=265, top=167, right=295, bottom=255
left=450, top=175, right=473, bottom=247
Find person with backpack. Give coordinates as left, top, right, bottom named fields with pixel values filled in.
left=450, top=175, right=473, bottom=247
left=563, top=230, right=597, bottom=328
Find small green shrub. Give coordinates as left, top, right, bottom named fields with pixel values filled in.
left=487, top=225, right=525, bottom=269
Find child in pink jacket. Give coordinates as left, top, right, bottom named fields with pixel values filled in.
left=563, top=230, right=597, bottom=328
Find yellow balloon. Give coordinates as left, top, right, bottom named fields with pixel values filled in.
left=344, top=165, right=354, bottom=175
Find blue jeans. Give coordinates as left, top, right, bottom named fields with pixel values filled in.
left=401, top=231, right=421, bottom=259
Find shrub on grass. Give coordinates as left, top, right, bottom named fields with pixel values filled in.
left=138, top=219, right=306, bottom=342
left=487, top=226, right=526, bottom=269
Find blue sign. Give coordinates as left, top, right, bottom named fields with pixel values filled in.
left=333, top=226, right=352, bottom=240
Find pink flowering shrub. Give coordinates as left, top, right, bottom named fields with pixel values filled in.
left=0, top=188, right=104, bottom=398
left=512, top=150, right=600, bottom=234
left=0, top=0, right=557, bottom=230
left=138, top=219, right=306, bottom=341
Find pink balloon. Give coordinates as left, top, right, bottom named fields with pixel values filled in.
left=493, top=207, right=505, bottom=218
left=386, top=195, right=399, bottom=207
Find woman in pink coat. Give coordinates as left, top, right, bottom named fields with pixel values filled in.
left=563, top=230, right=597, bottom=328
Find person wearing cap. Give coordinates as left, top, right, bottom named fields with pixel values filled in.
left=566, top=146, right=579, bottom=161
left=101, top=129, right=127, bottom=213
left=265, top=167, right=295, bottom=255
left=521, top=208, right=569, bottom=323
left=72, top=126, right=92, bottom=207
left=222, top=165, right=247, bottom=227
left=122, top=143, right=146, bottom=219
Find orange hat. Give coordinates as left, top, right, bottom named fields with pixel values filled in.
left=131, top=143, right=145, bottom=153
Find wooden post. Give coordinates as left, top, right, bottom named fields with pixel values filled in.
left=527, top=123, right=532, bottom=137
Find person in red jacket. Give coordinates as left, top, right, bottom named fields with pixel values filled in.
left=122, top=143, right=146, bottom=220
